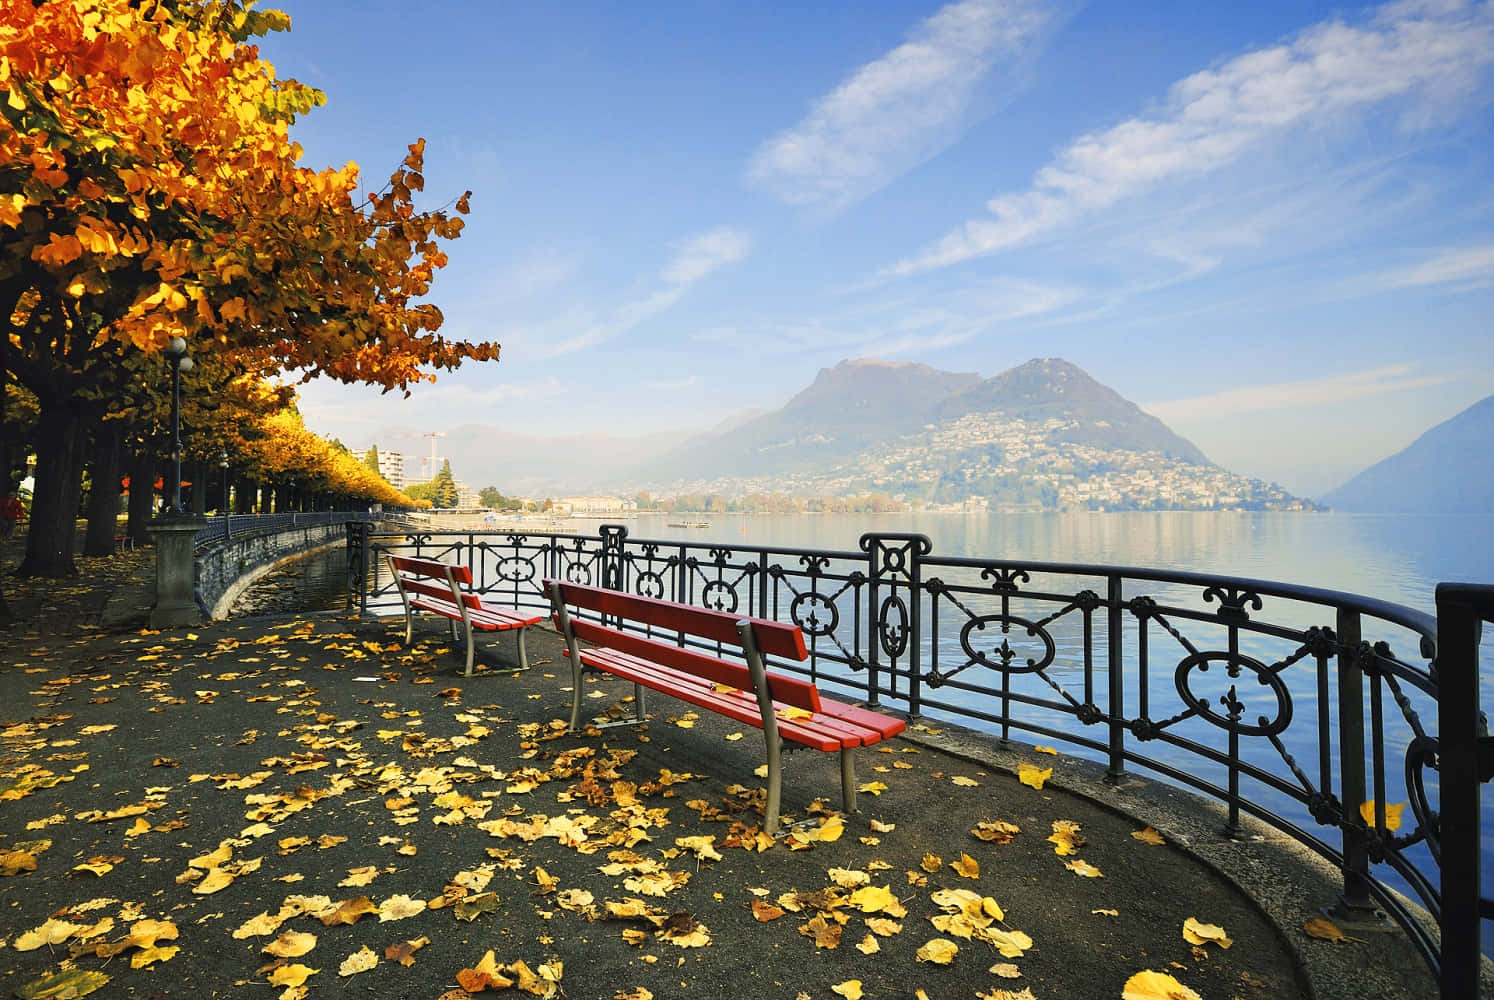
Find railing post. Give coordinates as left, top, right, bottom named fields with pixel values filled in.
left=600, top=524, right=627, bottom=592
left=860, top=533, right=930, bottom=715
left=1106, top=575, right=1127, bottom=783
left=1334, top=608, right=1376, bottom=916
left=346, top=520, right=371, bottom=615
left=1436, top=583, right=1489, bottom=1000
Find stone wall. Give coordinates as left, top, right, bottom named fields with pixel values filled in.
left=196, top=523, right=353, bottom=620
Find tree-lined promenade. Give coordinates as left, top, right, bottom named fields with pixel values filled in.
left=1, top=0, right=500, bottom=624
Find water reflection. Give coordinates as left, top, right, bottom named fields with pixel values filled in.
left=229, top=548, right=349, bottom=617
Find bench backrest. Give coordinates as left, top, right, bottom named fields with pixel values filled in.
left=547, top=579, right=820, bottom=711
left=388, top=556, right=483, bottom=608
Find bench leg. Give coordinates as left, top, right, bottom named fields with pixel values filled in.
left=765, top=735, right=783, bottom=834
left=840, top=748, right=858, bottom=815
left=463, top=627, right=475, bottom=678
left=517, top=627, right=529, bottom=670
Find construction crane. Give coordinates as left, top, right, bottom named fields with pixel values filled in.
left=391, top=431, right=446, bottom=480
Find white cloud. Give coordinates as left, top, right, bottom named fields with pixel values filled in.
left=1140, top=363, right=1460, bottom=423
left=889, top=0, right=1494, bottom=277
left=1385, top=244, right=1494, bottom=290
left=747, top=0, right=1052, bottom=210
left=661, top=226, right=753, bottom=285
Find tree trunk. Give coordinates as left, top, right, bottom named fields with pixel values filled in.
left=190, top=461, right=208, bottom=516
left=234, top=477, right=255, bottom=514
left=17, top=398, right=85, bottom=577
left=125, top=450, right=153, bottom=545
left=83, top=424, right=123, bottom=557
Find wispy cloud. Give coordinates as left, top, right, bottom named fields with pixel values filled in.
left=1385, top=244, right=1494, bottom=291
left=1141, top=363, right=1459, bottom=423
left=747, top=0, right=1053, bottom=211
left=888, top=0, right=1494, bottom=277
left=522, top=225, right=751, bottom=360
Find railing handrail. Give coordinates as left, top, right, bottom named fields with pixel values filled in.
left=343, top=521, right=1486, bottom=993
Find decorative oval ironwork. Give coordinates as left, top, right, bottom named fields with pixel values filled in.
left=496, top=556, right=536, bottom=583
left=635, top=571, right=665, bottom=600
left=701, top=581, right=738, bottom=613
left=1173, top=651, right=1292, bottom=736
left=565, top=564, right=593, bottom=585
left=878, top=595, right=910, bottom=658
left=790, top=591, right=839, bottom=638
left=959, top=615, right=1055, bottom=673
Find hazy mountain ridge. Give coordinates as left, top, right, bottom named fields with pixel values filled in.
left=1322, top=394, right=1494, bottom=513
left=410, top=357, right=1319, bottom=511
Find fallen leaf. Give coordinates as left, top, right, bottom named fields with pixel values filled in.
left=267, top=964, right=319, bottom=987
left=385, top=935, right=429, bottom=966
left=751, top=900, right=786, bottom=922
left=831, top=981, right=864, bottom=1000
left=1064, top=858, right=1103, bottom=878
left=990, top=962, right=1022, bottom=978
left=972, top=819, right=1020, bottom=844
left=378, top=894, right=427, bottom=922
left=1182, top=916, right=1232, bottom=949
left=951, top=775, right=980, bottom=787
left=1017, top=762, right=1051, bottom=790
left=1303, top=916, right=1353, bottom=942
left=951, top=853, right=980, bottom=879
left=1122, top=969, right=1203, bottom=1000
left=339, top=945, right=379, bottom=976
left=916, top=937, right=959, bottom=964
left=130, top=944, right=179, bottom=968
left=1131, top=826, right=1165, bottom=845
left=319, top=896, right=377, bottom=926
left=14, top=969, right=111, bottom=999
left=264, top=930, right=317, bottom=957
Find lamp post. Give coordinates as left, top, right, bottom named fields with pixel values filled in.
left=218, top=448, right=229, bottom=514
left=164, top=337, right=192, bottom=514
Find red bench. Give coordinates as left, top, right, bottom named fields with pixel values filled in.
left=387, top=555, right=542, bottom=677
left=545, top=579, right=906, bottom=832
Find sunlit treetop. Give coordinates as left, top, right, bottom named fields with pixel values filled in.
left=1, top=0, right=498, bottom=392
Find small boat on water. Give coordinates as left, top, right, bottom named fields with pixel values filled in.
left=666, top=521, right=711, bottom=528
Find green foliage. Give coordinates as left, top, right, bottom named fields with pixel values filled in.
left=365, top=445, right=381, bottom=475
left=404, top=480, right=438, bottom=504
left=432, top=459, right=458, bottom=508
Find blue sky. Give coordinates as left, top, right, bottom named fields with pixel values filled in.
left=260, top=0, right=1494, bottom=498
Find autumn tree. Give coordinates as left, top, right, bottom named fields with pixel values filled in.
left=364, top=446, right=381, bottom=477
left=1, top=1, right=499, bottom=579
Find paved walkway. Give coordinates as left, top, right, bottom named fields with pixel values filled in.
left=0, top=545, right=1446, bottom=999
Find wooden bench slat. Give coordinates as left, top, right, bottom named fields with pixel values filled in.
left=555, top=581, right=808, bottom=660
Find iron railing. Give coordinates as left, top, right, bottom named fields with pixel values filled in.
left=347, top=521, right=1488, bottom=989
left=193, top=511, right=369, bottom=552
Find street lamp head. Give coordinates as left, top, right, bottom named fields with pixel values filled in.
left=166, top=336, right=187, bottom=356
left=219, top=448, right=229, bottom=469
left=177, top=355, right=193, bottom=373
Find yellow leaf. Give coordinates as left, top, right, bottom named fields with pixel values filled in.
left=130, top=944, right=179, bottom=969
left=952, top=775, right=980, bottom=787
left=263, top=930, right=317, bottom=957
left=1303, top=916, right=1351, bottom=942
left=1018, top=762, right=1051, bottom=790
left=1122, top=969, right=1202, bottom=1000
left=14, top=969, right=111, bottom=999
left=916, top=937, right=959, bottom=964
left=1034, top=745, right=1059, bottom=755
left=1181, top=916, right=1232, bottom=948
left=832, top=981, right=864, bottom=1000
left=267, top=964, right=319, bottom=987
left=858, top=780, right=889, bottom=795
left=1064, top=859, right=1103, bottom=878
left=192, top=867, right=234, bottom=894
left=921, top=852, right=942, bottom=872
left=848, top=884, right=899, bottom=913
left=951, top=853, right=981, bottom=878
left=338, top=945, right=379, bottom=976
left=1358, top=800, right=1406, bottom=832
left=1131, top=826, right=1165, bottom=845
left=972, top=819, right=1020, bottom=843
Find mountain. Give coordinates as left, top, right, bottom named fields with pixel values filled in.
left=1321, top=394, right=1494, bottom=513
left=611, top=357, right=1313, bottom=511
left=632, top=358, right=982, bottom=484
left=935, top=358, right=1211, bottom=464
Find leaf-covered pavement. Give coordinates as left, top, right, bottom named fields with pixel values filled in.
left=1, top=601, right=1319, bottom=999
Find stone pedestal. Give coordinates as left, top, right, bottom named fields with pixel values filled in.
left=148, top=514, right=206, bottom=628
